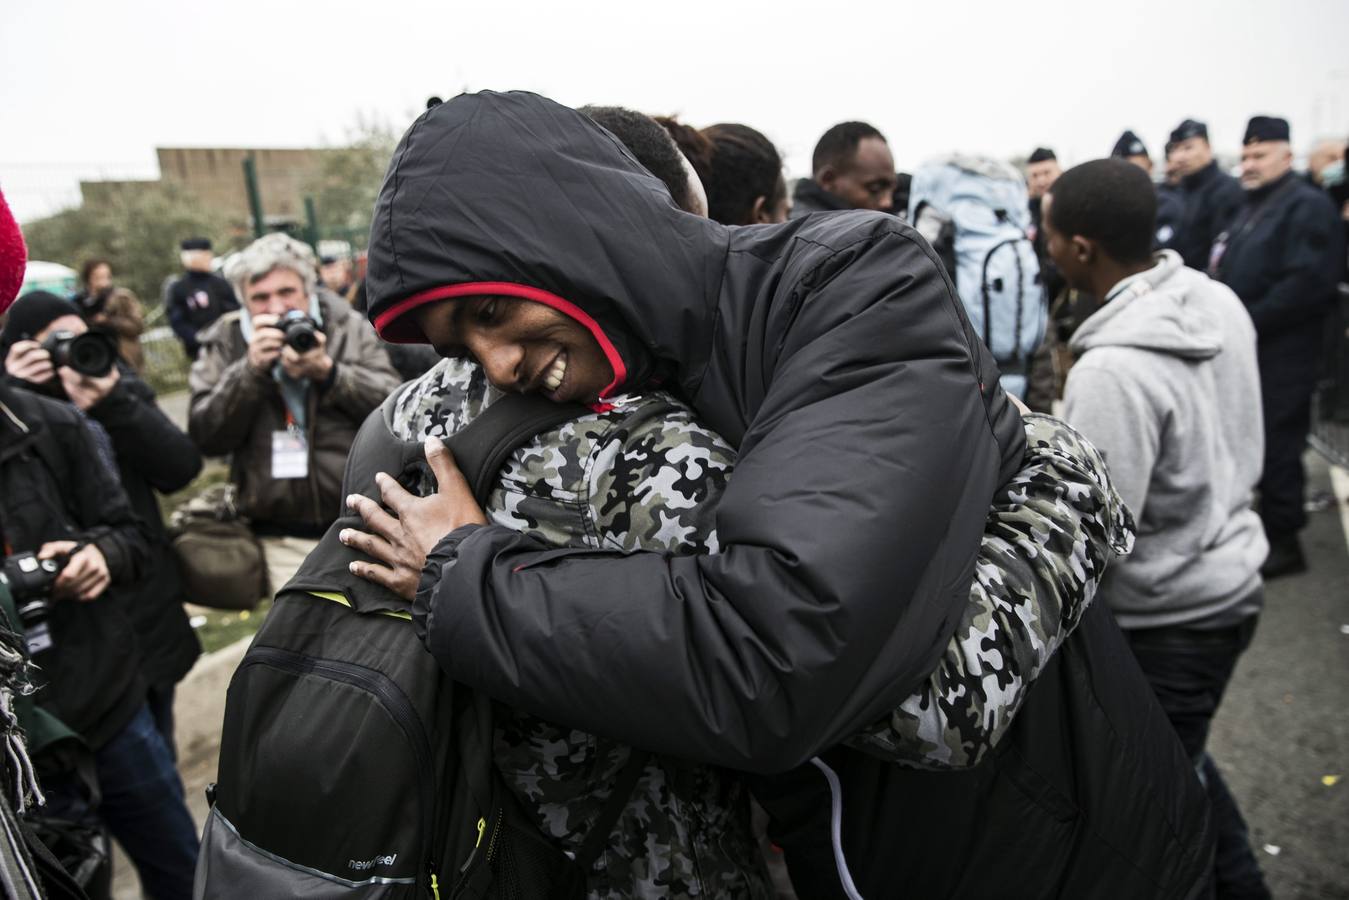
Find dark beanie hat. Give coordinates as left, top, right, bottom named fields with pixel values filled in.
left=1243, top=115, right=1290, bottom=145
left=1112, top=130, right=1149, bottom=159
left=1028, top=147, right=1057, bottom=164
left=0, top=291, right=84, bottom=350
left=1169, top=119, right=1207, bottom=145
left=180, top=237, right=212, bottom=251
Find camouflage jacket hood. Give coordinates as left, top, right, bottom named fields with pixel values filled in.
left=369, top=90, right=1028, bottom=773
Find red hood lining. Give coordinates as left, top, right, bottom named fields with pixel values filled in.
left=373, top=280, right=628, bottom=402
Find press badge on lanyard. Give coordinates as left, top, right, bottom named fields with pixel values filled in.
left=272, top=413, right=309, bottom=480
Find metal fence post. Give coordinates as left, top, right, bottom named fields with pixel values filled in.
left=304, top=195, right=320, bottom=250
left=243, top=155, right=265, bottom=239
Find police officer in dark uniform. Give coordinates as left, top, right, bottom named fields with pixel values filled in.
left=1170, top=118, right=1245, bottom=270
left=1213, top=115, right=1345, bottom=576
left=1112, top=130, right=1185, bottom=251
left=164, top=237, right=239, bottom=359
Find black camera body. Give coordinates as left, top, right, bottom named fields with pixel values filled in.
left=0, top=552, right=63, bottom=629
left=41, top=330, right=117, bottom=378
left=280, top=311, right=320, bottom=353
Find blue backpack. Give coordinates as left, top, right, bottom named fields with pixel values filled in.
left=909, top=156, right=1046, bottom=398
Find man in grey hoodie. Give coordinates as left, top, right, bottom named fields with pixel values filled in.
left=1043, top=159, right=1272, bottom=900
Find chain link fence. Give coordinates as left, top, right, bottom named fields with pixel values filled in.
left=141, top=304, right=192, bottom=396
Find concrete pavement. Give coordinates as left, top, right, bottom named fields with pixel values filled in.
left=1208, top=452, right=1349, bottom=898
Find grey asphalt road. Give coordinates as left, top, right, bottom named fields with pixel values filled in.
left=111, top=446, right=1349, bottom=898
left=1207, top=452, right=1349, bottom=899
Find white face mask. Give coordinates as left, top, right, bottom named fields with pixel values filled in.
left=1319, top=159, right=1345, bottom=189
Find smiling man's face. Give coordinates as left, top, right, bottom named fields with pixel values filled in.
left=412, top=296, right=615, bottom=404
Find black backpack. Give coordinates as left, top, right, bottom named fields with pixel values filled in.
left=196, top=392, right=648, bottom=899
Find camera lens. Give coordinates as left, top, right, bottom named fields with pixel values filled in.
left=281, top=313, right=319, bottom=353
left=41, top=331, right=116, bottom=378
left=66, top=333, right=117, bottom=377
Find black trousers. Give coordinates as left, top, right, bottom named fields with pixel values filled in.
left=1258, top=364, right=1316, bottom=539
left=1125, top=615, right=1271, bottom=900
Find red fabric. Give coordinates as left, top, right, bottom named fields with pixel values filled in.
left=0, top=188, right=26, bottom=315
left=374, top=280, right=629, bottom=399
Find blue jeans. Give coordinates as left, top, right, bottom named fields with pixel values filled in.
left=43, top=703, right=199, bottom=900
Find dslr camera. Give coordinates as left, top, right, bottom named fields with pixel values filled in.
left=279, top=310, right=320, bottom=353
left=0, top=552, right=63, bottom=629
left=41, top=330, right=117, bottom=378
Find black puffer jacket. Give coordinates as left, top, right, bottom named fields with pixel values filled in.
left=366, top=91, right=1024, bottom=772
left=365, top=92, right=1212, bottom=897
left=757, top=600, right=1213, bottom=899
left=0, top=381, right=148, bottom=749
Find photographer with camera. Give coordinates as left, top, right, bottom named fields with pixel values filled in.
left=3, top=290, right=204, bottom=756
left=189, top=233, right=399, bottom=590
left=72, top=260, right=147, bottom=374
left=0, top=367, right=199, bottom=900
left=0, top=193, right=200, bottom=899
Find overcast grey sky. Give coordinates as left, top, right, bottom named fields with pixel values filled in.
left=2, top=0, right=1346, bottom=220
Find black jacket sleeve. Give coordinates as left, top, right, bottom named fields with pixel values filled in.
left=63, top=415, right=150, bottom=585
left=1246, top=194, right=1344, bottom=335
left=1214, top=176, right=1246, bottom=238
left=413, top=231, right=1024, bottom=773
left=90, top=370, right=203, bottom=494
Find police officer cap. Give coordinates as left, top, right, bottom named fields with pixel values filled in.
left=180, top=237, right=212, bottom=251
left=1168, top=119, right=1208, bottom=145
left=1028, top=147, right=1056, bottom=164
left=1112, top=130, right=1148, bottom=159
left=1243, top=115, right=1290, bottom=145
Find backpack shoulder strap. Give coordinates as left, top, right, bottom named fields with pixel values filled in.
left=446, top=393, right=589, bottom=507
left=570, top=750, right=650, bottom=871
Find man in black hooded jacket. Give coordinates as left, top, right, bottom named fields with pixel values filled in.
left=355, top=92, right=1212, bottom=898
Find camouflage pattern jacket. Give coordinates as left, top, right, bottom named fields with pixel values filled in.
left=391, top=359, right=1133, bottom=899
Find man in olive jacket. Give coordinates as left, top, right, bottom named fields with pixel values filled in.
left=189, top=233, right=399, bottom=588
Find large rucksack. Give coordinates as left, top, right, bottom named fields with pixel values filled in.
left=909, top=155, right=1047, bottom=398
left=195, top=391, right=647, bottom=899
